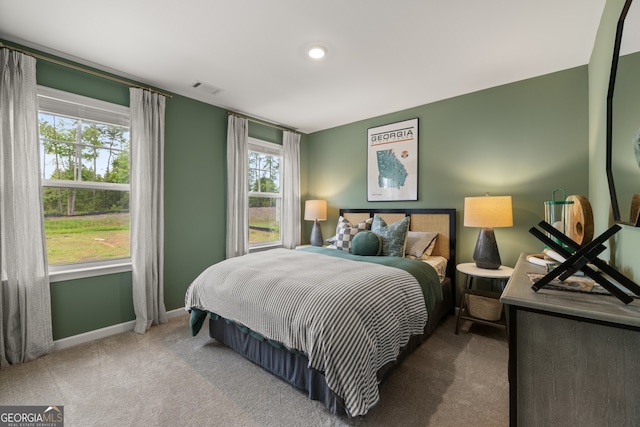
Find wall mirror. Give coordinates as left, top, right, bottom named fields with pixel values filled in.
left=608, top=0, right=640, bottom=226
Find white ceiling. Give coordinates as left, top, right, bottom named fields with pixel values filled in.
left=0, top=0, right=610, bottom=134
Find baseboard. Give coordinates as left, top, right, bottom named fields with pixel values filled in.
left=53, top=307, right=187, bottom=351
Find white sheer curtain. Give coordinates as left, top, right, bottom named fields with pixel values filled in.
left=226, top=115, right=249, bottom=258
left=130, top=88, right=167, bottom=334
left=0, top=49, right=53, bottom=366
left=282, top=131, right=301, bottom=249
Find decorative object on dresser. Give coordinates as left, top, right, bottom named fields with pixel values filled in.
left=542, top=190, right=595, bottom=248
left=543, top=188, right=573, bottom=249
left=304, top=199, right=327, bottom=246
left=564, top=194, right=594, bottom=246
left=528, top=221, right=640, bottom=304
left=631, top=193, right=640, bottom=225
left=463, top=194, right=513, bottom=269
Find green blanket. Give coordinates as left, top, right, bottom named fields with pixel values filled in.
left=297, top=246, right=443, bottom=313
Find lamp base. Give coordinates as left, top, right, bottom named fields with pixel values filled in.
left=310, top=221, right=323, bottom=247
left=473, top=228, right=502, bottom=269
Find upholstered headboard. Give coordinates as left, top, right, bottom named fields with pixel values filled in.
left=339, top=208, right=457, bottom=289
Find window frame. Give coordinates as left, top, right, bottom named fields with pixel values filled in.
left=37, top=86, right=132, bottom=281
left=247, top=137, right=284, bottom=250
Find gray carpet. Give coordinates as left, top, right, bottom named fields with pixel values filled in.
left=0, top=314, right=508, bottom=426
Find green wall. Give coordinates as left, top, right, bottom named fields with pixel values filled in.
left=163, top=93, right=228, bottom=314
left=306, top=67, right=590, bottom=292
left=50, top=273, right=133, bottom=338
left=589, top=0, right=640, bottom=281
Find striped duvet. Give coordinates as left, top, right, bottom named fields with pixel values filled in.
left=185, top=248, right=434, bottom=417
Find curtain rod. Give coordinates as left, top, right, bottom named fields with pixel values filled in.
left=0, top=42, right=172, bottom=98
left=227, top=112, right=300, bottom=134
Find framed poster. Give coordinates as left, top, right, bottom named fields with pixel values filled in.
left=367, top=118, right=418, bottom=201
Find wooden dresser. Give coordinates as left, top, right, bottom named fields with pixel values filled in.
left=501, top=253, right=640, bottom=427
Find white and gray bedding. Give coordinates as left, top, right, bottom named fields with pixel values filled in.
left=185, top=247, right=442, bottom=416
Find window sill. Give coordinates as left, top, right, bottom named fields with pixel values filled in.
left=249, top=243, right=283, bottom=253
left=49, top=260, right=132, bottom=283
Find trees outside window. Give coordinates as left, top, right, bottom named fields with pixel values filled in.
left=38, top=87, right=130, bottom=266
left=248, top=138, right=282, bottom=247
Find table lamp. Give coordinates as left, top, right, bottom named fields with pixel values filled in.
left=304, top=200, right=327, bottom=246
left=464, top=194, right=513, bottom=269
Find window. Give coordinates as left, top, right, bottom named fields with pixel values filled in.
left=37, top=86, right=131, bottom=275
left=248, top=138, right=282, bottom=248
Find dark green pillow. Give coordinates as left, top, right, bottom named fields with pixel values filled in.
left=350, top=231, right=382, bottom=256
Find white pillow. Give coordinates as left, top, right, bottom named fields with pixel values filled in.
left=405, top=231, right=438, bottom=258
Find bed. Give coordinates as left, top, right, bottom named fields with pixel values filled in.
left=185, top=208, right=456, bottom=417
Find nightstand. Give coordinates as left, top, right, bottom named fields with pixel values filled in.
left=455, top=262, right=514, bottom=334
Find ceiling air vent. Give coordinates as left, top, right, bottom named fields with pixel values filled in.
left=191, top=81, right=223, bottom=95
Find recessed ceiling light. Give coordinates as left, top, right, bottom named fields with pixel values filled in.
left=308, top=46, right=326, bottom=60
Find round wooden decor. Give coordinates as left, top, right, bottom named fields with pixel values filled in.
left=565, top=195, right=594, bottom=246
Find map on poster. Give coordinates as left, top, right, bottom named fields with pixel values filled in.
left=376, top=149, right=407, bottom=190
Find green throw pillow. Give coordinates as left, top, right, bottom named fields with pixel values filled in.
left=371, top=215, right=410, bottom=257
left=350, top=230, right=382, bottom=256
